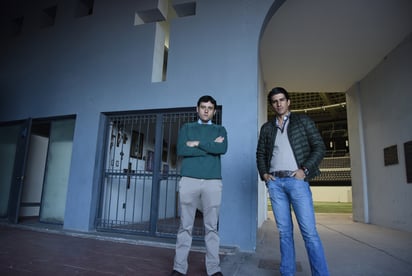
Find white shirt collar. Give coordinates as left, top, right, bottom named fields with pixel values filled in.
left=198, top=119, right=212, bottom=125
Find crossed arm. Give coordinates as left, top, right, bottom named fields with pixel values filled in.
left=186, top=136, right=225, bottom=147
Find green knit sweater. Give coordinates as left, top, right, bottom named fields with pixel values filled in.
left=177, top=122, right=228, bottom=179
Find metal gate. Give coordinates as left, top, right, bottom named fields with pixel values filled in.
left=96, top=108, right=221, bottom=238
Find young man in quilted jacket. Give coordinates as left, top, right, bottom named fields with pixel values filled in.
left=256, top=87, right=329, bottom=276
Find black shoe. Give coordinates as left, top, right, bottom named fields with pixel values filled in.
left=170, top=270, right=185, bottom=276
left=211, top=272, right=223, bottom=276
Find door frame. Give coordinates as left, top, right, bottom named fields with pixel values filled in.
left=4, top=115, right=76, bottom=224
left=8, top=118, right=32, bottom=223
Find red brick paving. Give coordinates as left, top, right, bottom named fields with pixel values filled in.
left=0, top=225, right=208, bottom=275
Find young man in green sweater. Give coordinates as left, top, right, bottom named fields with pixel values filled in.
left=171, top=95, right=228, bottom=276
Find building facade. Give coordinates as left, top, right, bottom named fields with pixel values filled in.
left=1, top=0, right=411, bottom=252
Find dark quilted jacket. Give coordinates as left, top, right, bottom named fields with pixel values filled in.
left=256, top=113, right=325, bottom=181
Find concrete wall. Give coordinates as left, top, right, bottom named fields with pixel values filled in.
left=347, top=33, right=412, bottom=231
left=311, top=187, right=352, bottom=203
left=0, top=0, right=276, bottom=251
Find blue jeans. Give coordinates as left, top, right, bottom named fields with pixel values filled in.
left=267, top=177, right=329, bottom=276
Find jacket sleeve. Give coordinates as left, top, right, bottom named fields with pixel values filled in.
left=299, top=116, right=325, bottom=177
left=256, top=123, right=272, bottom=181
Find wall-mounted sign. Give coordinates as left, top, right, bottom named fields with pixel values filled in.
left=404, top=141, right=412, bottom=183
left=383, top=145, right=398, bottom=166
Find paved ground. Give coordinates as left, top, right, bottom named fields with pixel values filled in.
left=1, top=213, right=412, bottom=275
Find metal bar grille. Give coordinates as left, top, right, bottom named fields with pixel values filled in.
left=96, top=108, right=222, bottom=238
left=97, top=114, right=156, bottom=234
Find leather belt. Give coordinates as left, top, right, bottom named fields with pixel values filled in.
left=271, top=170, right=295, bottom=178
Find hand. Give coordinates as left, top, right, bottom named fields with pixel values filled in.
left=263, top=173, right=274, bottom=183
left=293, top=169, right=306, bottom=179
left=214, top=136, right=224, bottom=143
left=186, top=141, right=199, bottom=147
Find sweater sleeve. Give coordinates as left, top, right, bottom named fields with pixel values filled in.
left=197, top=125, right=228, bottom=155
left=176, top=123, right=207, bottom=157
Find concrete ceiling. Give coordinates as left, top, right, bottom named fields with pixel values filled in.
left=260, top=0, right=412, bottom=93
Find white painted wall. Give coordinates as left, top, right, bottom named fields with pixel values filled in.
left=347, top=33, right=412, bottom=231
left=311, top=187, right=352, bottom=203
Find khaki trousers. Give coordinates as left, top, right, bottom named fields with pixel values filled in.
left=173, top=177, right=222, bottom=275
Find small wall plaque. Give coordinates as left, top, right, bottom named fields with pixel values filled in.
left=384, top=145, right=398, bottom=166
left=404, top=141, right=412, bottom=183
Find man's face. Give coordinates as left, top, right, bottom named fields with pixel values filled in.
left=197, top=101, right=216, bottom=123
left=270, top=93, right=290, bottom=116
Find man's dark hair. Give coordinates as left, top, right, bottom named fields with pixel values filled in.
left=197, top=95, right=217, bottom=108
left=268, top=87, right=290, bottom=103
